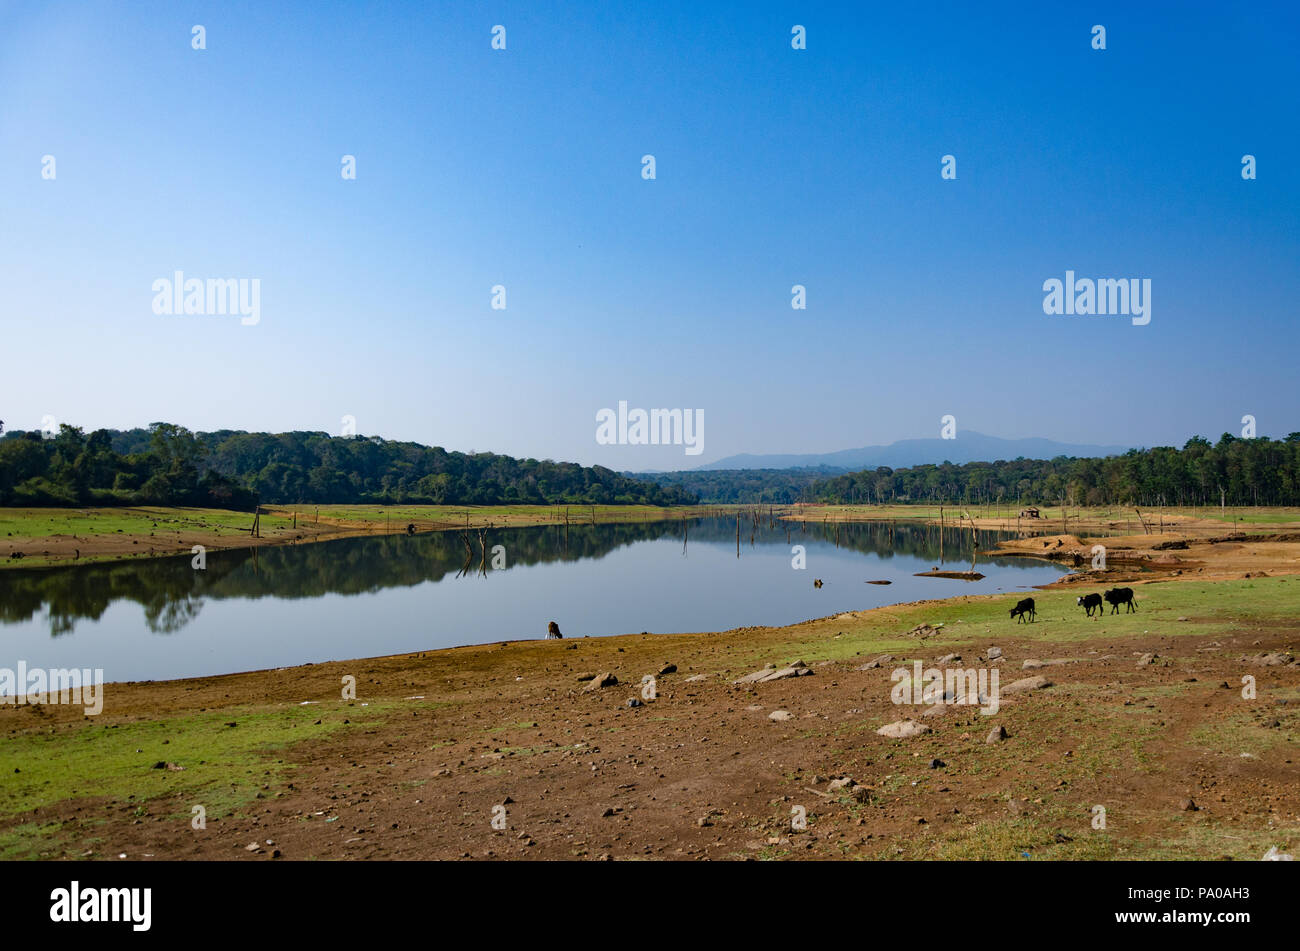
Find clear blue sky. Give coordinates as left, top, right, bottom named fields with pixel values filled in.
left=2, top=1, right=1297, bottom=470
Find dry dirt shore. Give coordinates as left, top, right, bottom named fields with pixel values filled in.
left=2, top=530, right=1297, bottom=861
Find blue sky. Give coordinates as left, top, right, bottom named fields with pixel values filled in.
left=2, top=1, right=1297, bottom=469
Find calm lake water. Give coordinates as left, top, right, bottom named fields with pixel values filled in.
left=0, top=518, right=1066, bottom=686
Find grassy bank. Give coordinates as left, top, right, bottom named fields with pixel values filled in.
left=0, top=504, right=702, bottom=570
left=787, top=503, right=1300, bottom=533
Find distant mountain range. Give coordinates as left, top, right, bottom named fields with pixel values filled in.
left=696, top=432, right=1133, bottom=472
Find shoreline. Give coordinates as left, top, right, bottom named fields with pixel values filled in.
left=2, top=529, right=1297, bottom=860
left=0, top=503, right=704, bottom=571
left=5, top=501, right=1298, bottom=573
left=10, top=524, right=1293, bottom=695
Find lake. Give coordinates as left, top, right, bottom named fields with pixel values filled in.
left=0, top=517, right=1067, bottom=686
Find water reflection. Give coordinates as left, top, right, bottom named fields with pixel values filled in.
left=0, top=517, right=1051, bottom=638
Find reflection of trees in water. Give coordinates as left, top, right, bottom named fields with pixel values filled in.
left=0, top=518, right=1040, bottom=637
left=144, top=596, right=204, bottom=634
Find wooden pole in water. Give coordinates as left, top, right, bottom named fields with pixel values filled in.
left=1134, top=507, right=1151, bottom=534
left=736, top=511, right=740, bottom=558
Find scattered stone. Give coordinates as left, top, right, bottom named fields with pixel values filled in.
left=583, top=672, right=618, bottom=692
left=731, top=664, right=777, bottom=685
left=658, top=664, right=678, bottom=676
left=1262, top=846, right=1294, bottom=861
left=768, top=710, right=793, bottom=722
left=734, top=663, right=814, bottom=685
left=937, top=653, right=960, bottom=665
left=626, top=698, right=643, bottom=708
left=1003, top=675, right=1053, bottom=695
left=929, top=758, right=946, bottom=769
left=1249, top=652, right=1294, bottom=667
left=576, top=672, right=596, bottom=682
left=827, top=777, right=856, bottom=792
left=857, top=655, right=895, bottom=670
left=1181, top=798, right=1198, bottom=812
left=684, top=674, right=708, bottom=682
left=876, top=719, right=930, bottom=739
left=987, top=647, right=1003, bottom=660
left=986, top=725, right=1007, bottom=744
left=1137, top=653, right=1156, bottom=667
left=244, top=842, right=261, bottom=852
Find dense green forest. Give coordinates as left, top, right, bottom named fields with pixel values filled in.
left=634, top=435, right=1300, bottom=506
left=630, top=467, right=832, bottom=504
left=4, top=423, right=1297, bottom=510
left=809, top=434, right=1300, bottom=507
left=0, top=423, right=696, bottom=508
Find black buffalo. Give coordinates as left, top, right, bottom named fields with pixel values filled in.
left=1010, top=597, right=1036, bottom=623
left=1104, top=587, right=1136, bottom=614
left=1077, top=593, right=1103, bottom=617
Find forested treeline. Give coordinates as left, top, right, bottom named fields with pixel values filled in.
left=629, top=467, right=832, bottom=504
left=0, top=423, right=696, bottom=508
left=809, top=434, right=1300, bottom=507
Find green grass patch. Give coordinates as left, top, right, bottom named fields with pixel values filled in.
left=0, top=700, right=398, bottom=822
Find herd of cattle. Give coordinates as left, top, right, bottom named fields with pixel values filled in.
left=1010, top=587, right=1137, bottom=623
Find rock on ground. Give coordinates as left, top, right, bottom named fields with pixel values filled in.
left=583, top=672, right=618, bottom=692
left=876, top=719, right=930, bottom=738
left=733, top=661, right=814, bottom=685
left=1002, top=675, right=1053, bottom=695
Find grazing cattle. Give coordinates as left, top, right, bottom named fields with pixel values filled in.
left=546, top=621, right=563, bottom=640
left=1077, top=593, right=1103, bottom=617
left=813, top=578, right=823, bottom=588
left=1010, top=597, right=1036, bottom=623
left=1104, top=587, right=1136, bottom=614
